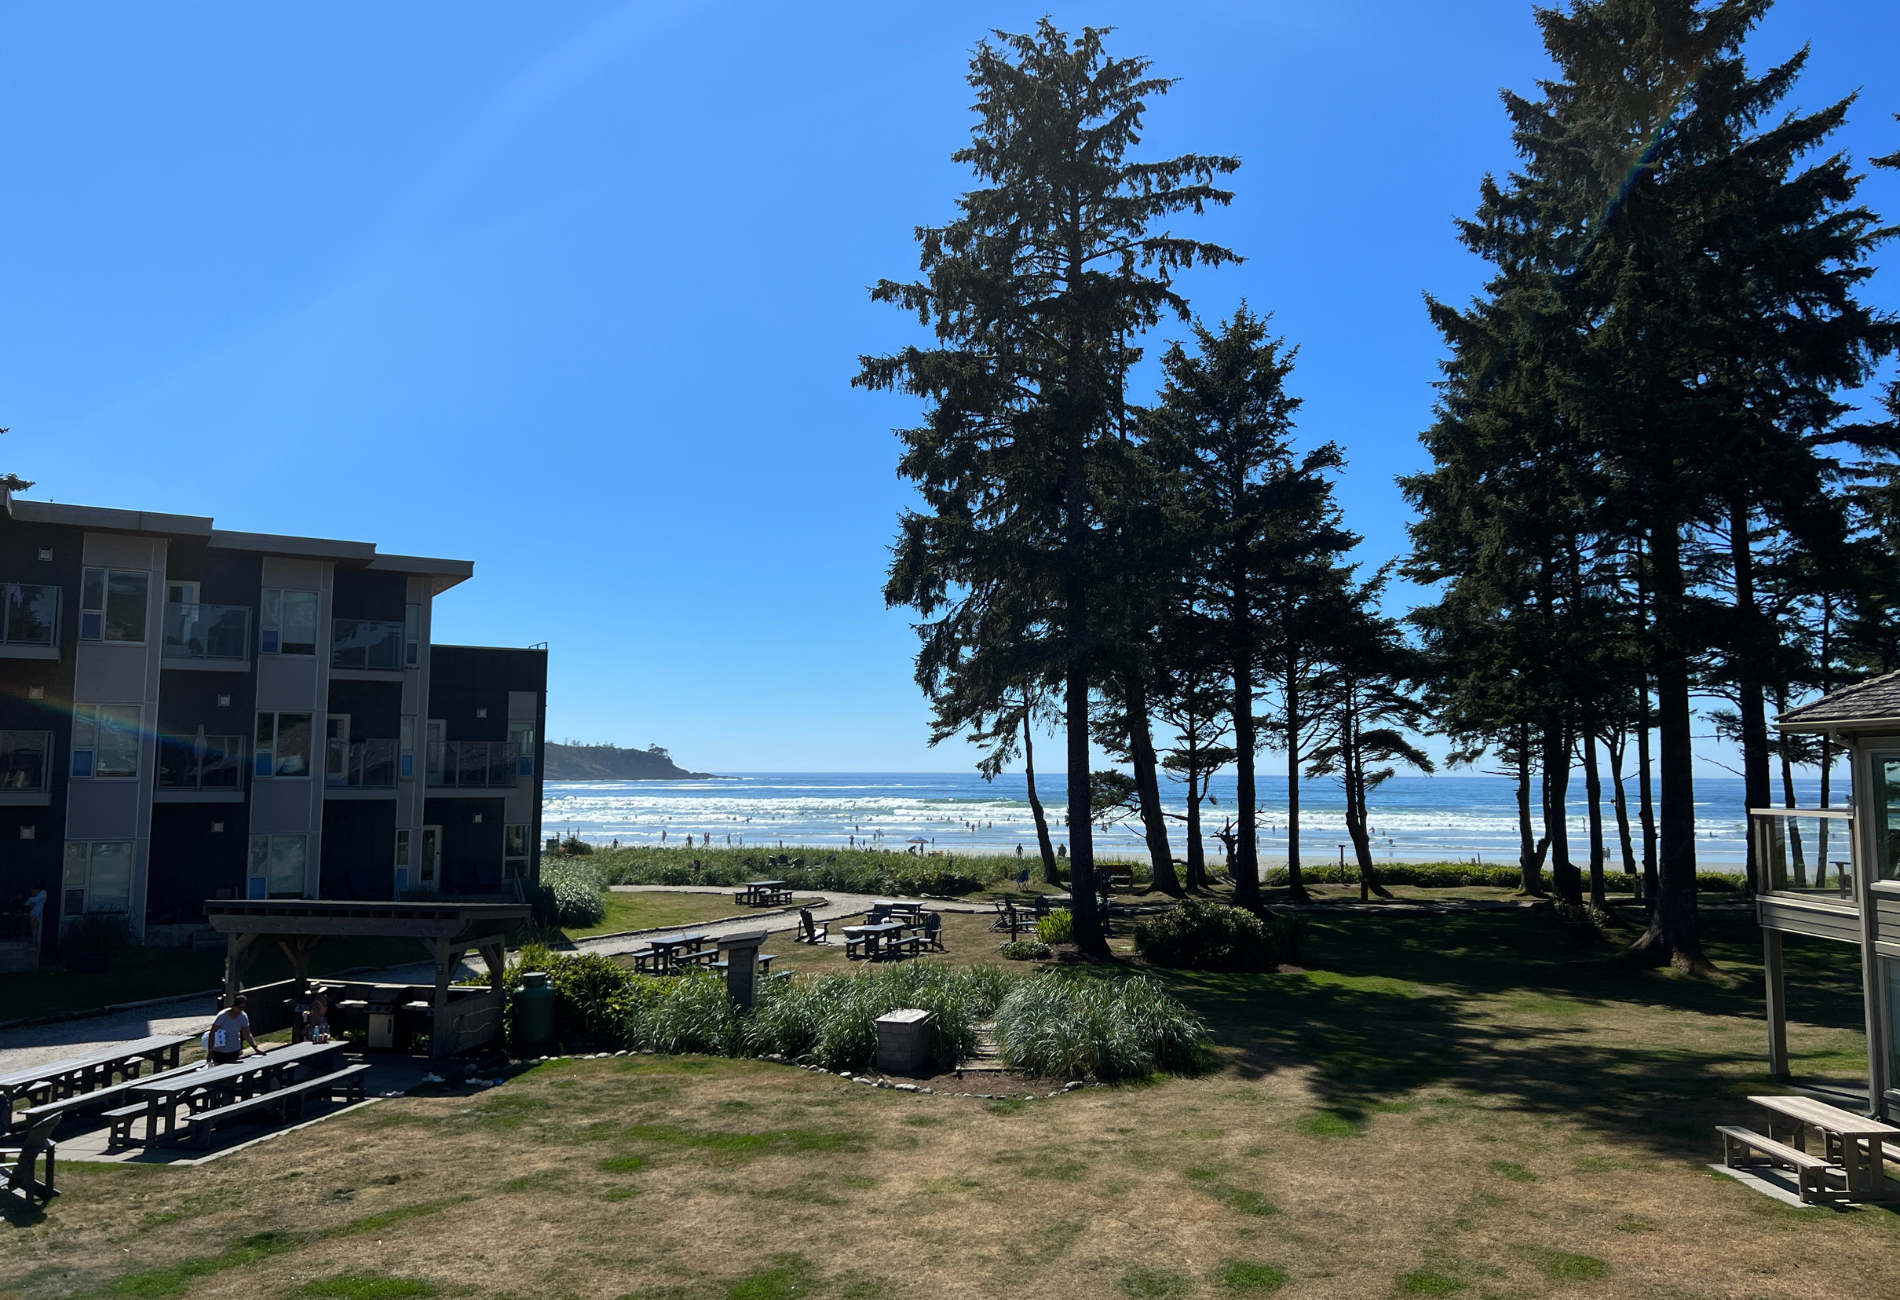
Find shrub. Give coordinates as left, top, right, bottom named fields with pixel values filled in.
left=999, top=939, right=1052, bottom=961
left=496, top=943, right=664, bottom=1050
left=586, top=845, right=1007, bottom=897
left=1133, top=898, right=1303, bottom=972
left=536, top=860, right=607, bottom=928
left=992, top=973, right=1207, bottom=1081
left=1036, top=909, right=1074, bottom=945
left=1258, top=861, right=1748, bottom=894
left=641, top=971, right=738, bottom=1055
left=560, top=836, right=595, bottom=856
left=744, top=963, right=988, bottom=1070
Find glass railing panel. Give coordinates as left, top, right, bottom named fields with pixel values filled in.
left=163, top=603, right=252, bottom=661
left=325, top=738, right=399, bottom=788
left=200, top=736, right=243, bottom=788
left=2, top=584, right=58, bottom=646
left=0, top=730, right=51, bottom=791
left=331, top=619, right=404, bottom=670
left=156, top=734, right=246, bottom=790
left=1753, top=810, right=1855, bottom=897
left=156, top=736, right=199, bottom=788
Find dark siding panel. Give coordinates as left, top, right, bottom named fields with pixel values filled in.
left=320, top=800, right=398, bottom=899
left=155, top=673, right=251, bottom=750
left=325, top=680, right=402, bottom=740
left=331, top=570, right=406, bottom=622
left=427, top=646, right=547, bottom=743
left=147, top=803, right=249, bottom=924
left=424, top=797, right=506, bottom=892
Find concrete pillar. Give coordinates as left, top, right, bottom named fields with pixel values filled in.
left=875, top=1008, right=932, bottom=1075
left=719, top=929, right=768, bottom=1010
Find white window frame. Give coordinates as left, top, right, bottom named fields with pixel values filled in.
left=253, top=711, right=314, bottom=778
left=79, top=568, right=151, bottom=643
left=258, top=587, right=319, bottom=656
left=504, top=823, right=530, bottom=879
left=71, top=704, right=142, bottom=779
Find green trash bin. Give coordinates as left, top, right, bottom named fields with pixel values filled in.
left=517, top=971, right=555, bottom=1049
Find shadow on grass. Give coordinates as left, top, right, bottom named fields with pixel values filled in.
left=1152, top=907, right=1867, bottom=1160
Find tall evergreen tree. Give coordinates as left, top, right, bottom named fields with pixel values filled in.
left=860, top=22, right=1238, bottom=956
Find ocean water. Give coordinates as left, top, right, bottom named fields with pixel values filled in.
left=541, top=771, right=1843, bottom=872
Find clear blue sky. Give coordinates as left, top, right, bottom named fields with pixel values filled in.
left=2, top=2, right=1895, bottom=774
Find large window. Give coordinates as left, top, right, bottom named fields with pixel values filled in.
left=1, top=582, right=58, bottom=645
left=0, top=731, right=52, bottom=791
left=157, top=732, right=243, bottom=789
left=404, top=604, right=421, bottom=667
left=504, top=824, right=530, bottom=880
left=80, top=568, right=149, bottom=642
left=509, top=724, right=535, bottom=777
left=253, top=712, right=313, bottom=777
left=259, top=588, right=318, bottom=656
left=248, top=833, right=307, bottom=898
left=72, top=705, right=142, bottom=779
left=1876, top=754, right=1900, bottom=881
left=63, top=841, right=133, bottom=915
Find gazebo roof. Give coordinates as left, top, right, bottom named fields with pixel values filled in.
left=1776, top=668, right=1900, bottom=732
left=204, top=898, right=529, bottom=944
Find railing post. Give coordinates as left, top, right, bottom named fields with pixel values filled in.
left=1763, top=926, right=1789, bottom=1081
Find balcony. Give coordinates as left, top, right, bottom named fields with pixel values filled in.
left=164, top=602, right=252, bottom=662
left=331, top=618, right=404, bottom=671
left=0, top=731, right=53, bottom=793
left=426, top=740, right=525, bottom=788
left=326, top=738, right=398, bottom=789
left=1, top=584, right=58, bottom=647
left=156, top=734, right=245, bottom=790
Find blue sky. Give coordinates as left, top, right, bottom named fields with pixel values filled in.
left=2, top=1, right=1895, bottom=774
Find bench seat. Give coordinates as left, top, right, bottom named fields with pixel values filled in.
left=183, top=1065, right=373, bottom=1149
left=105, top=1103, right=149, bottom=1150
left=1718, top=1124, right=1841, bottom=1203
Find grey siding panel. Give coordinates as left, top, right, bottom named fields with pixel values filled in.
left=1758, top=896, right=1863, bottom=945
left=66, top=782, right=141, bottom=839
left=250, top=779, right=317, bottom=834
left=1876, top=895, right=1900, bottom=943
left=256, top=655, right=320, bottom=711
left=75, top=645, right=149, bottom=703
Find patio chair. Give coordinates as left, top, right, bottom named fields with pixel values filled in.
left=921, top=912, right=944, bottom=951
left=1, top=1112, right=59, bottom=1205
left=797, top=909, right=829, bottom=944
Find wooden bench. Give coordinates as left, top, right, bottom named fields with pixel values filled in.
left=183, top=1064, right=372, bottom=1150
left=17, top=1062, right=202, bottom=1135
left=105, top=1103, right=150, bottom=1150
left=2, top=1112, right=59, bottom=1204
left=1718, top=1125, right=1841, bottom=1203
left=844, top=932, right=872, bottom=960
left=1106, top=872, right=1133, bottom=890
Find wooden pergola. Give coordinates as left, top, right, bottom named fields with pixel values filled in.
left=204, top=899, right=530, bottom=1058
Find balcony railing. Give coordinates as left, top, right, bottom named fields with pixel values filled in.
left=325, top=738, right=398, bottom=789
left=1, top=583, right=58, bottom=646
left=426, top=740, right=525, bottom=788
left=1751, top=808, right=1855, bottom=898
left=164, top=602, right=252, bottom=662
left=332, top=618, right=405, bottom=671
left=156, top=734, right=245, bottom=790
left=0, top=730, right=53, bottom=792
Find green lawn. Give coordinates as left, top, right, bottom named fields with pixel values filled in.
left=566, top=889, right=784, bottom=940
left=11, top=905, right=1893, bottom=1299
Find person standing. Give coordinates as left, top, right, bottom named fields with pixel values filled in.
left=25, top=880, right=48, bottom=961
left=206, top=995, right=264, bottom=1064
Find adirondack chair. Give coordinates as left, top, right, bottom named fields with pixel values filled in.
left=797, top=909, right=829, bottom=945
left=2, top=1112, right=59, bottom=1204
left=921, top=912, right=944, bottom=951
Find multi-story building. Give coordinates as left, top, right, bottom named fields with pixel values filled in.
left=0, top=493, right=546, bottom=959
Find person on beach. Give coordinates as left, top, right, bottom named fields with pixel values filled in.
left=207, top=994, right=264, bottom=1064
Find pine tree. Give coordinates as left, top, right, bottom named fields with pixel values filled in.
left=860, top=22, right=1238, bottom=956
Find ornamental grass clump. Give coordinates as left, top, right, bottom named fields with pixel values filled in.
left=1133, top=897, right=1302, bottom=972
left=745, top=963, right=992, bottom=1071
left=991, top=973, right=1206, bottom=1081
left=536, top=860, right=607, bottom=928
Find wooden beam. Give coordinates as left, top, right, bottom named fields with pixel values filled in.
left=223, top=932, right=264, bottom=1006
left=1763, top=927, right=1789, bottom=1082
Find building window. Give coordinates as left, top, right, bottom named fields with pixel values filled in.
left=404, top=604, right=421, bottom=667
left=509, top=724, right=535, bottom=777
left=63, top=840, right=133, bottom=915
left=395, top=828, right=412, bottom=892
left=504, top=824, right=530, bottom=880
left=253, top=711, right=313, bottom=777
left=72, top=704, right=142, bottom=779
left=157, top=731, right=244, bottom=789
left=248, top=833, right=307, bottom=898
left=0, top=731, right=53, bottom=792
left=1, top=582, right=59, bottom=646
left=259, top=588, right=318, bottom=656
left=80, top=568, right=149, bottom=642
left=400, top=716, right=416, bottom=778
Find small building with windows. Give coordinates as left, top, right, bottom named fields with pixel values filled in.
left=0, top=492, right=546, bottom=960
left=1764, top=678, right=1900, bottom=1119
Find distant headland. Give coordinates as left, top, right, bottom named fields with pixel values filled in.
left=543, top=742, right=720, bottom=781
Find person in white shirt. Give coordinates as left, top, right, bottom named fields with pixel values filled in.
left=24, top=881, right=47, bottom=957
left=206, top=995, right=264, bottom=1064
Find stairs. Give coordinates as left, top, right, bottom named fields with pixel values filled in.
left=960, top=1022, right=1007, bottom=1073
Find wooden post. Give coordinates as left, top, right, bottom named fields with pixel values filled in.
left=1763, top=926, right=1789, bottom=1082
left=223, top=932, right=263, bottom=1006
left=429, top=938, right=457, bottom=1059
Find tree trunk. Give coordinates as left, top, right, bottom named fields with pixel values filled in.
left=1637, top=687, right=1659, bottom=902
left=1065, top=658, right=1106, bottom=955
left=1232, top=608, right=1261, bottom=911
left=1729, top=501, right=1772, bottom=890
left=1022, top=716, right=1060, bottom=886
left=1515, top=728, right=1546, bottom=895
left=1776, top=704, right=1807, bottom=888
left=1582, top=729, right=1607, bottom=908
left=1542, top=722, right=1583, bottom=906
left=1284, top=651, right=1310, bottom=904
left=1125, top=676, right=1180, bottom=895
left=1607, top=728, right=1638, bottom=878
left=1344, top=697, right=1391, bottom=899
left=1184, top=757, right=1207, bottom=892
left=1630, top=521, right=1710, bottom=971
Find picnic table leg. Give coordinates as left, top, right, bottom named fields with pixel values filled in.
left=1842, top=1135, right=1864, bottom=1197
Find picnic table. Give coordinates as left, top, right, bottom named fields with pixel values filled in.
left=633, top=933, right=713, bottom=975
left=128, top=1041, right=344, bottom=1146
left=1, top=1034, right=192, bottom=1126
left=1747, top=1094, right=1900, bottom=1200
left=733, top=880, right=793, bottom=907
left=844, top=921, right=925, bottom=962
